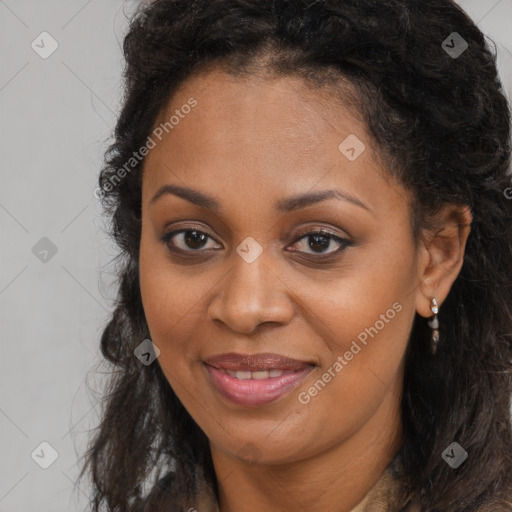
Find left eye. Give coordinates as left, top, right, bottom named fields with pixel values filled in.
left=289, top=230, right=350, bottom=256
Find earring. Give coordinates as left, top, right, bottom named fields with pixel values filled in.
left=428, top=297, right=440, bottom=354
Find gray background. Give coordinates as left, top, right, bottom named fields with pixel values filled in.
left=1, top=1, right=511, bottom=510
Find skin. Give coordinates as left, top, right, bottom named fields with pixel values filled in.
left=139, top=66, right=472, bottom=512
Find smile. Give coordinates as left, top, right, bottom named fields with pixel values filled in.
left=203, top=363, right=315, bottom=407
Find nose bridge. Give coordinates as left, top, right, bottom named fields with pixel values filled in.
left=207, top=244, right=294, bottom=333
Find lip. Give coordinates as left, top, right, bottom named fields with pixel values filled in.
left=204, top=363, right=315, bottom=407
left=204, top=352, right=314, bottom=371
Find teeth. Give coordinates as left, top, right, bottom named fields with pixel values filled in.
left=223, top=369, right=285, bottom=379
left=252, top=370, right=270, bottom=379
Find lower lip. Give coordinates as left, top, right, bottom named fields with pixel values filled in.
left=204, top=363, right=315, bottom=407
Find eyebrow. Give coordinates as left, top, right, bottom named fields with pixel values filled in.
left=149, top=184, right=373, bottom=214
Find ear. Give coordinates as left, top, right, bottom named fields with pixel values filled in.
left=415, top=204, right=472, bottom=318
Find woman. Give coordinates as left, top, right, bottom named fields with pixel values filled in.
left=78, top=0, right=512, bottom=510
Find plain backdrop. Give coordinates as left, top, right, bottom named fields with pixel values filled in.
left=1, top=1, right=511, bottom=510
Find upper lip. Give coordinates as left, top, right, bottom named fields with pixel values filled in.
left=204, top=352, right=315, bottom=371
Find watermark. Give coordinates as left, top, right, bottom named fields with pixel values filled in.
left=236, top=442, right=262, bottom=465
left=442, top=442, right=468, bottom=469
left=93, top=97, right=198, bottom=200
left=134, top=339, right=161, bottom=365
left=338, top=133, right=366, bottom=161
left=297, top=301, right=403, bottom=405
left=441, top=32, right=468, bottom=59
left=31, top=441, right=59, bottom=469
left=504, top=187, right=512, bottom=199
left=236, top=236, right=263, bottom=263
left=31, top=31, right=59, bottom=59
left=32, top=236, right=58, bottom=263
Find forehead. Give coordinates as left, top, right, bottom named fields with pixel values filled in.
left=141, top=67, right=407, bottom=217
left=152, top=66, right=369, bottom=158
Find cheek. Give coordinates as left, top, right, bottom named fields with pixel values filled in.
left=139, top=226, right=210, bottom=335
left=290, top=241, right=415, bottom=423
left=139, top=248, right=209, bottom=412
left=139, top=235, right=199, bottom=361
left=294, top=274, right=411, bottom=388
left=290, top=299, right=412, bottom=456
left=296, top=233, right=416, bottom=347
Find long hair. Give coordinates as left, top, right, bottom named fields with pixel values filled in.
left=78, top=1, right=512, bottom=510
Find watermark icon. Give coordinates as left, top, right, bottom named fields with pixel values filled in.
left=31, top=31, right=59, bottom=59
left=93, top=97, right=198, bottom=200
left=442, top=442, right=468, bottom=469
left=298, top=301, right=403, bottom=404
left=32, top=237, right=58, bottom=263
left=236, top=236, right=263, bottom=263
left=338, top=134, right=366, bottom=161
left=236, top=442, right=262, bottom=465
left=504, top=187, right=512, bottom=199
left=134, top=339, right=161, bottom=365
left=441, top=32, right=468, bottom=59
left=31, top=441, right=59, bottom=469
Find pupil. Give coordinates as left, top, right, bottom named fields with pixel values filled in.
left=185, top=230, right=207, bottom=249
left=309, top=234, right=329, bottom=252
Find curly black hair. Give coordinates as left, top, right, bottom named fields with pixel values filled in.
left=77, top=1, right=512, bottom=510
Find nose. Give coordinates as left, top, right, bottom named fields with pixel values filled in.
left=207, top=247, right=295, bottom=334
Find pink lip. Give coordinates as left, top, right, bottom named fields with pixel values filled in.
left=204, top=363, right=315, bottom=407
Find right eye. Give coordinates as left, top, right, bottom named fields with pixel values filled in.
left=160, top=228, right=222, bottom=253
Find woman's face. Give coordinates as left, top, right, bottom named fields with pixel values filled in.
left=139, top=68, right=422, bottom=465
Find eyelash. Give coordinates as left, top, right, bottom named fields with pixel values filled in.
left=160, top=225, right=352, bottom=260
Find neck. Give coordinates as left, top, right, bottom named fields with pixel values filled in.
left=210, top=377, right=404, bottom=512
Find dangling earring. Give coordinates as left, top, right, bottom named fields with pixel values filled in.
left=428, top=297, right=440, bottom=354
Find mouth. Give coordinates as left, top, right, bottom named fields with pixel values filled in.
left=204, top=351, right=316, bottom=372
left=203, top=358, right=316, bottom=407
left=209, top=367, right=302, bottom=380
